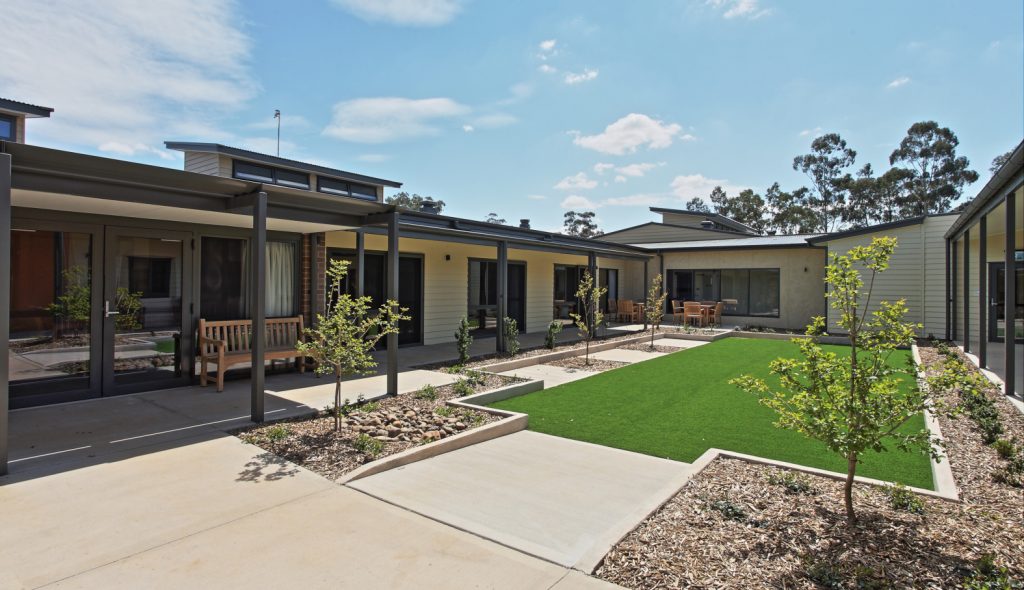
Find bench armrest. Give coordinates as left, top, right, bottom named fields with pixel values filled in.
left=198, top=335, right=226, bottom=350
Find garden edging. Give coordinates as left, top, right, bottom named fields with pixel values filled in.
left=476, top=333, right=662, bottom=373
left=337, top=380, right=543, bottom=484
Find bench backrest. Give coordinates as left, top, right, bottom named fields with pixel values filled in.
left=198, top=316, right=304, bottom=355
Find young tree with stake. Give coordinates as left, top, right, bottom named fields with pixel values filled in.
left=297, top=260, right=408, bottom=430
left=569, top=270, right=606, bottom=366
left=731, top=237, right=941, bottom=524
left=645, top=274, right=668, bottom=350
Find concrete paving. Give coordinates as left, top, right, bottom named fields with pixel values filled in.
left=653, top=338, right=710, bottom=349
left=348, top=430, right=694, bottom=569
left=498, top=363, right=600, bottom=387
left=590, top=348, right=665, bottom=364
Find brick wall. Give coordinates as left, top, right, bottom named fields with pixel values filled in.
left=299, top=233, right=327, bottom=326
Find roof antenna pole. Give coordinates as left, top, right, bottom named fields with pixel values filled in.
left=274, top=109, right=281, bottom=156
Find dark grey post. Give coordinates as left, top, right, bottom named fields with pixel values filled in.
left=355, top=230, right=365, bottom=297
left=963, top=230, right=970, bottom=353
left=250, top=191, right=267, bottom=423
left=496, top=241, right=508, bottom=353
left=642, top=258, right=649, bottom=329
left=0, top=154, right=11, bottom=475
left=951, top=239, right=958, bottom=341
left=979, top=216, right=987, bottom=367
left=1006, top=194, right=1017, bottom=397
left=386, top=213, right=399, bottom=395
left=310, top=233, right=321, bottom=328
left=945, top=239, right=951, bottom=341
left=588, top=252, right=597, bottom=332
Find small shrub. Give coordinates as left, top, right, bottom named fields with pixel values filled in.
left=768, top=471, right=816, bottom=495
left=883, top=483, right=925, bottom=514
left=452, top=379, right=474, bottom=397
left=265, top=424, right=290, bottom=443
left=415, top=384, right=438, bottom=401
left=460, top=408, right=485, bottom=426
left=462, top=368, right=487, bottom=386
left=434, top=405, right=456, bottom=417
left=992, top=439, right=1017, bottom=460
left=993, top=453, right=1024, bottom=488
left=352, top=433, right=384, bottom=458
left=356, top=400, right=379, bottom=413
left=544, top=320, right=563, bottom=350
left=503, top=317, right=520, bottom=356
left=963, top=553, right=1023, bottom=589
left=805, top=560, right=845, bottom=589
left=709, top=498, right=747, bottom=522
left=454, top=316, right=473, bottom=365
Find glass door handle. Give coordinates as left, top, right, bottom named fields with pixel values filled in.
left=104, top=300, right=120, bottom=317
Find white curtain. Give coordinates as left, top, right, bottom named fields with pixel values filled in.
left=265, top=241, right=296, bottom=317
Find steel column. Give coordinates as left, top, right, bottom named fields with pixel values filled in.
left=642, top=258, right=649, bottom=329
left=1006, top=193, right=1017, bottom=397
left=250, top=191, right=268, bottom=423
left=945, top=239, right=951, bottom=341
left=496, top=241, right=508, bottom=353
left=979, top=216, right=987, bottom=367
left=386, top=213, right=399, bottom=395
left=355, top=230, right=365, bottom=297
left=588, top=252, right=597, bottom=332
left=963, top=230, right=970, bottom=352
left=952, top=239, right=958, bottom=341
left=0, top=154, right=11, bottom=475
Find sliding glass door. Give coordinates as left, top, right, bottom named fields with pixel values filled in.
left=330, top=251, right=423, bottom=345
left=989, top=262, right=1024, bottom=343
left=469, top=259, right=525, bottom=333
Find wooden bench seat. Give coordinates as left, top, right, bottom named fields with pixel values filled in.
left=198, top=316, right=305, bottom=392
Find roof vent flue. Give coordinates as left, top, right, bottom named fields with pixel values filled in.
left=519, top=219, right=531, bottom=229
left=700, top=219, right=716, bottom=229
left=419, top=198, right=439, bottom=215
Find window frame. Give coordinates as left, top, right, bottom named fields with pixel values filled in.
left=666, top=267, right=781, bottom=318
left=231, top=159, right=310, bottom=190
left=0, top=113, right=16, bottom=141
left=316, top=176, right=378, bottom=201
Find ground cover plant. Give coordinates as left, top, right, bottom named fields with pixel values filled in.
left=491, top=337, right=933, bottom=488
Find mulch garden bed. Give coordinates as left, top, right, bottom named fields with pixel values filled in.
left=236, top=371, right=522, bottom=481
left=596, top=340, right=1024, bottom=589
left=618, top=343, right=682, bottom=354
left=544, top=356, right=629, bottom=372
left=414, top=329, right=658, bottom=371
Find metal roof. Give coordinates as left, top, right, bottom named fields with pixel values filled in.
left=631, top=234, right=822, bottom=251
left=0, top=98, right=53, bottom=118
left=806, top=214, right=958, bottom=244
left=945, top=139, right=1024, bottom=240
left=164, top=142, right=403, bottom=188
left=648, top=206, right=758, bottom=235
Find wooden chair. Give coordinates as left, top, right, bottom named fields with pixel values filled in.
left=607, top=298, right=618, bottom=321
left=683, top=301, right=705, bottom=327
left=708, top=302, right=724, bottom=327
left=671, top=300, right=685, bottom=324
left=198, top=316, right=305, bottom=392
left=617, top=299, right=639, bottom=323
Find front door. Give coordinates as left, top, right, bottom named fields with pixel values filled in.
left=989, top=261, right=1024, bottom=343
left=102, top=227, right=192, bottom=394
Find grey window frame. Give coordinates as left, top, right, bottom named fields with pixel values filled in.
left=666, top=267, right=781, bottom=318
left=231, top=159, right=310, bottom=190
left=0, top=114, right=15, bottom=141
left=317, top=176, right=377, bottom=201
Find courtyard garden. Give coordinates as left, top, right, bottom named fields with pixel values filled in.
left=491, top=337, right=934, bottom=489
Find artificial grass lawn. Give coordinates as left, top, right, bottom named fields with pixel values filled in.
left=491, top=338, right=934, bottom=490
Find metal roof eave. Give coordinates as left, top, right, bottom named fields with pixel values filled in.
left=945, top=140, right=1024, bottom=240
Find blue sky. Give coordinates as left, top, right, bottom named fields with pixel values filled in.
left=3, top=0, right=1022, bottom=234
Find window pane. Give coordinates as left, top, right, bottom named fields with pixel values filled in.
left=349, top=183, right=376, bottom=200
left=749, top=269, right=780, bottom=317
left=720, top=269, right=749, bottom=315
left=266, top=242, right=296, bottom=317
left=201, top=237, right=248, bottom=320
left=318, top=177, right=349, bottom=196
left=276, top=169, right=310, bottom=189
left=9, top=230, right=92, bottom=387
left=0, top=116, right=13, bottom=140
left=693, top=270, right=720, bottom=302
left=234, top=161, right=274, bottom=183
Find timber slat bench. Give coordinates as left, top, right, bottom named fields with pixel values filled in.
left=198, top=317, right=305, bottom=392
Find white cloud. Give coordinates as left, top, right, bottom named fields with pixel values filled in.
left=538, top=64, right=558, bottom=74
left=498, top=82, right=534, bottom=106
left=330, top=0, right=462, bottom=26
left=887, top=76, right=911, bottom=89
left=799, top=126, right=823, bottom=137
left=573, top=113, right=686, bottom=155
left=356, top=153, right=391, bottom=162
left=670, top=174, right=746, bottom=199
left=0, top=0, right=255, bottom=158
left=472, top=113, right=518, bottom=128
left=615, top=162, right=660, bottom=177
left=593, top=163, right=615, bottom=175
left=707, top=0, right=771, bottom=19
left=539, top=39, right=557, bottom=52
left=462, top=124, right=474, bottom=132
left=323, top=97, right=469, bottom=143
left=527, top=194, right=547, bottom=200
left=555, top=172, right=598, bottom=191
left=560, top=195, right=599, bottom=209
left=604, top=194, right=666, bottom=206
left=564, top=68, right=599, bottom=85
left=614, top=175, right=627, bottom=183
left=247, top=113, right=310, bottom=130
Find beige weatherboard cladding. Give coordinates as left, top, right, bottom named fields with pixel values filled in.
left=325, top=231, right=647, bottom=346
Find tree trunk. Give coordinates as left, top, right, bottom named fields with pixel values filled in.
left=845, top=452, right=858, bottom=524
left=585, top=336, right=590, bottom=365
left=333, top=376, right=342, bottom=431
